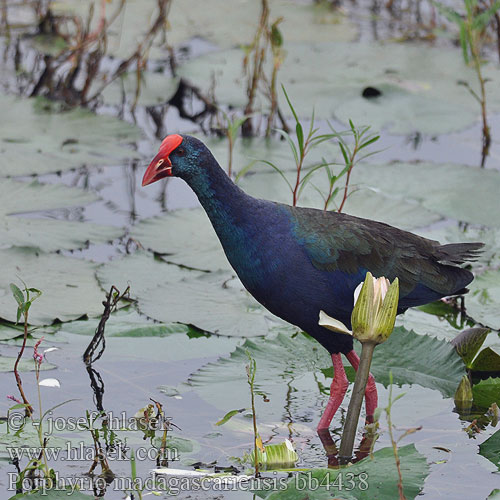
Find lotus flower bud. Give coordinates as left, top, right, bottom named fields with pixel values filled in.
left=454, top=375, right=473, bottom=412
left=351, top=272, right=399, bottom=344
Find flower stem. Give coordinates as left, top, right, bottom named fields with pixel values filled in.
left=13, top=313, right=33, bottom=416
left=339, top=341, right=376, bottom=462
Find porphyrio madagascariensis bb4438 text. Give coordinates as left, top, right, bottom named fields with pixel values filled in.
left=142, top=134, right=483, bottom=431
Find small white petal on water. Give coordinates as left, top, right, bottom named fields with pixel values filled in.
left=39, top=378, right=61, bottom=388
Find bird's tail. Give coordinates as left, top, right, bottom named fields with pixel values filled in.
left=437, top=242, right=484, bottom=265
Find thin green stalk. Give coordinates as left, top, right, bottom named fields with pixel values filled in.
left=386, top=376, right=407, bottom=500
left=13, top=312, right=33, bottom=416
left=34, top=362, right=50, bottom=485
left=246, top=354, right=260, bottom=477
left=339, top=342, right=376, bottom=462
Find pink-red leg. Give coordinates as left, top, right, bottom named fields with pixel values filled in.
left=346, top=349, right=378, bottom=423
left=317, top=353, right=349, bottom=431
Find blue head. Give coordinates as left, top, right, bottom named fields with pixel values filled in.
left=142, top=134, right=212, bottom=186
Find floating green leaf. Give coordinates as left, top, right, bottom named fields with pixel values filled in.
left=98, top=251, right=285, bottom=337
left=352, top=162, right=500, bottom=228
left=0, top=179, right=123, bottom=251
left=0, top=356, right=55, bottom=373
left=367, top=327, right=465, bottom=397
left=131, top=210, right=230, bottom=272
left=58, top=307, right=191, bottom=337
left=187, top=327, right=465, bottom=419
left=467, top=270, right=500, bottom=330
left=180, top=42, right=500, bottom=134
left=238, top=171, right=439, bottom=230
left=472, top=377, right=500, bottom=409
left=479, top=429, right=500, bottom=470
left=0, top=95, right=140, bottom=177
left=257, top=444, right=428, bottom=500
left=470, top=348, right=500, bottom=372
left=0, top=248, right=106, bottom=325
left=216, top=408, right=246, bottom=426
left=451, top=328, right=490, bottom=367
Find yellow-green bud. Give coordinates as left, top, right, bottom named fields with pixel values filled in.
left=454, top=375, right=473, bottom=412
left=351, top=272, right=399, bottom=344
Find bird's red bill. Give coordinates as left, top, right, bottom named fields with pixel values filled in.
left=142, top=134, right=183, bottom=186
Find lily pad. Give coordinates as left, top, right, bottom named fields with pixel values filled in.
left=137, top=271, right=283, bottom=337
left=479, top=429, right=500, bottom=470
left=238, top=170, right=441, bottom=230
left=398, top=307, right=467, bottom=341
left=349, top=327, right=465, bottom=398
left=131, top=210, right=231, bottom=272
left=98, top=251, right=284, bottom=337
left=465, top=270, right=500, bottom=330
left=186, top=327, right=465, bottom=416
left=352, top=162, right=500, bottom=228
left=0, top=179, right=122, bottom=251
left=0, top=323, right=26, bottom=342
left=472, top=377, right=500, bottom=409
left=179, top=42, right=500, bottom=134
left=58, top=307, right=192, bottom=337
left=0, top=248, right=107, bottom=325
left=0, top=356, right=55, bottom=372
left=0, top=95, right=140, bottom=177
left=258, top=444, right=428, bottom=500
left=416, top=224, right=500, bottom=271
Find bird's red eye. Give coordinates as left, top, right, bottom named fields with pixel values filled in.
left=176, top=148, right=185, bottom=156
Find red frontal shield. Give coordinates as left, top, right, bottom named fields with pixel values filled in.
left=142, top=134, right=183, bottom=186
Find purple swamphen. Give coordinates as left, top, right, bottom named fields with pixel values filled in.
left=142, top=134, right=483, bottom=430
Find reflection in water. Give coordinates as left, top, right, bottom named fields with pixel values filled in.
left=317, top=427, right=376, bottom=467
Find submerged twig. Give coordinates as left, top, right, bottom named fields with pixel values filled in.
left=83, top=285, right=130, bottom=365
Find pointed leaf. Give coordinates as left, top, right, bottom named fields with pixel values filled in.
left=472, top=377, right=500, bottom=408
left=450, top=328, right=490, bottom=367
left=469, top=347, right=500, bottom=372
left=215, top=408, right=246, bottom=426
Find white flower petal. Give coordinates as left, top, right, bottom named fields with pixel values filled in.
left=353, top=281, right=364, bottom=304
left=39, top=378, right=61, bottom=388
left=43, top=347, right=59, bottom=355
left=318, top=310, right=352, bottom=335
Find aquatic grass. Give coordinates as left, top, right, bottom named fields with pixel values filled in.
left=220, top=111, right=252, bottom=178
left=7, top=283, right=77, bottom=494
left=215, top=350, right=298, bottom=474
left=258, top=86, right=380, bottom=210
left=377, top=373, right=422, bottom=500
left=215, top=350, right=263, bottom=476
left=434, top=0, right=500, bottom=166
left=16, top=0, right=173, bottom=111
left=241, top=0, right=288, bottom=137
left=10, top=281, right=41, bottom=416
